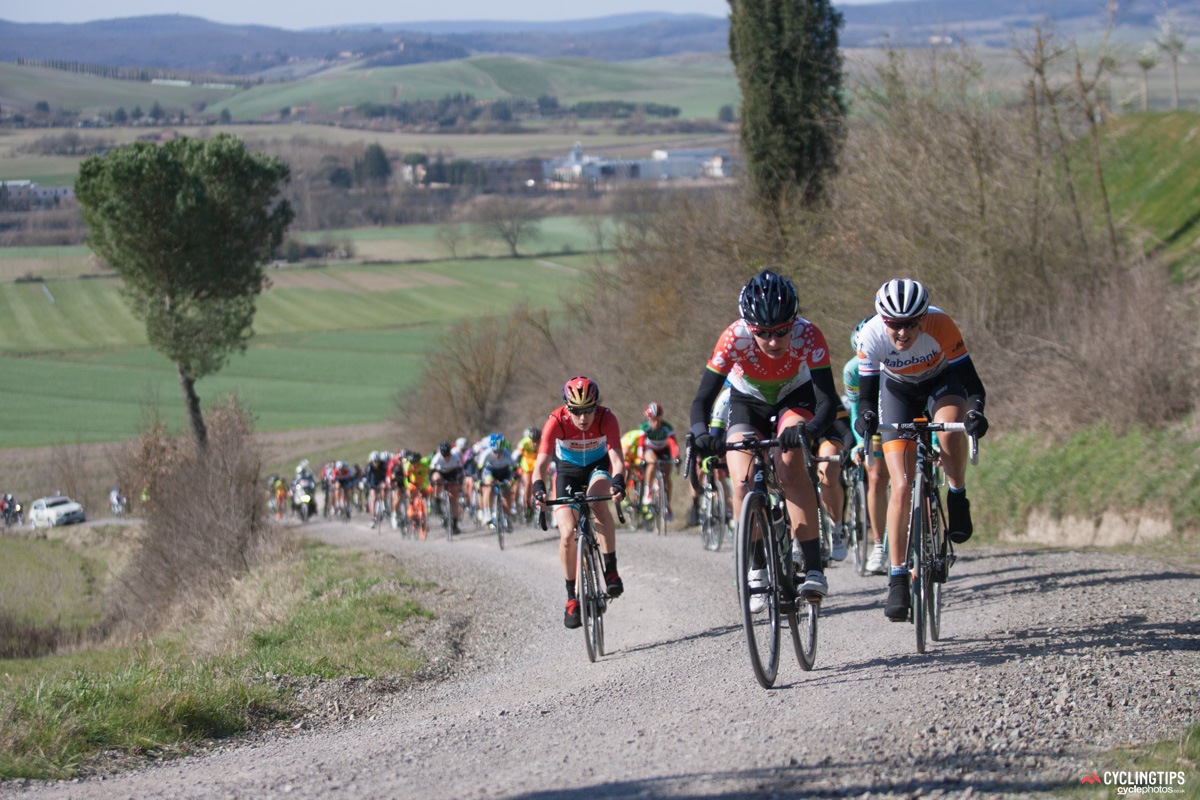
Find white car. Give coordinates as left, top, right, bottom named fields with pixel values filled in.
left=28, top=496, right=87, bottom=528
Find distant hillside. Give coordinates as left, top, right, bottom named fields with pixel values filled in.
left=1, top=1, right=1197, bottom=73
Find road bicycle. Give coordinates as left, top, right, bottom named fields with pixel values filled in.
left=697, top=456, right=731, bottom=552
left=371, top=483, right=390, bottom=530
left=873, top=420, right=977, bottom=653
left=843, top=453, right=871, bottom=576
left=621, top=465, right=650, bottom=531
left=687, top=433, right=820, bottom=687
left=539, top=489, right=626, bottom=662
left=489, top=479, right=514, bottom=550
left=430, top=480, right=454, bottom=540
left=642, top=458, right=675, bottom=535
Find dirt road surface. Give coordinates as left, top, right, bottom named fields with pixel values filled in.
left=10, top=516, right=1199, bottom=799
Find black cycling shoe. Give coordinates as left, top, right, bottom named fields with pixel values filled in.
left=564, top=598, right=581, bottom=629
left=947, top=490, right=973, bottom=544
left=604, top=570, right=624, bottom=598
left=884, top=575, right=910, bottom=622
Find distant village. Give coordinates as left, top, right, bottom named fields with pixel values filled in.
left=2, top=141, right=734, bottom=208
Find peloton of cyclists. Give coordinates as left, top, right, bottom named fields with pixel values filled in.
left=689, top=269, right=840, bottom=608
left=531, top=376, right=627, bottom=629
left=854, top=278, right=989, bottom=621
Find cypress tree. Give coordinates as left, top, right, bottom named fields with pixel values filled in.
left=728, top=0, right=847, bottom=210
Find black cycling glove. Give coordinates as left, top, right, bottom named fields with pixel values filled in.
left=855, top=409, right=878, bottom=440
left=779, top=422, right=810, bottom=451
left=611, top=473, right=626, bottom=498
left=965, top=410, right=989, bottom=439
left=693, top=431, right=725, bottom=456
left=532, top=479, right=547, bottom=502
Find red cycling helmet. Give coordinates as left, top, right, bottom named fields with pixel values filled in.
left=644, top=402, right=663, bottom=420
left=562, top=376, right=600, bottom=411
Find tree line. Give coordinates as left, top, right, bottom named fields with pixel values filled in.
left=353, top=93, right=682, bottom=126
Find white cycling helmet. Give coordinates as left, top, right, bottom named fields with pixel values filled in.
left=455, top=437, right=467, bottom=450
left=874, top=278, right=930, bottom=320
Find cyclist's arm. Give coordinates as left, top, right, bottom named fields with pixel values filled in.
left=947, top=355, right=986, bottom=411
left=689, top=368, right=726, bottom=437
left=807, top=365, right=840, bottom=439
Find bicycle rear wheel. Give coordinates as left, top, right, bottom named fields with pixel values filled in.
left=577, top=535, right=603, bottom=662
left=736, top=492, right=780, bottom=688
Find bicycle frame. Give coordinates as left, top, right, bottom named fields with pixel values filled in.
left=539, top=491, right=626, bottom=662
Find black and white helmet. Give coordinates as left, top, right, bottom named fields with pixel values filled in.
left=739, top=269, right=799, bottom=328
left=874, top=278, right=929, bottom=320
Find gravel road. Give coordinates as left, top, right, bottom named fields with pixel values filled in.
left=8, top=516, right=1199, bottom=799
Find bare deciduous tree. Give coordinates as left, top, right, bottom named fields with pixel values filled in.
left=473, top=196, right=543, bottom=257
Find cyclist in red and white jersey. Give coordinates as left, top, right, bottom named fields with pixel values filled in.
left=689, top=270, right=840, bottom=605
left=637, top=402, right=680, bottom=522
left=855, top=278, right=989, bottom=621
left=530, top=376, right=627, bottom=630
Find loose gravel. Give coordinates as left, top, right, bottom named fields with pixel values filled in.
left=5, top=519, right=1197, bottom=799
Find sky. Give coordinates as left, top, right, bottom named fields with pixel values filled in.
left=3, top=0, right=899, bottom=30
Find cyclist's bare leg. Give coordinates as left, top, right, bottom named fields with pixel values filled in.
left=643, top=453, right=658, bottom=503
left=865, top=440, right=889, bottom=544
left=932, top=396, right=968, bottom=489
left=775, top=409, right=821, bottom=546
left=588, top=475, right=617, bottom=554
left=448, top=483, right=461, bottom=523
left=884, top=445, right=918, bottom=568
left=816, top=439, right=844, bottom=526
left=556, top=506, right=581, bottom=580
left=724, top=432, right=755, bottom=522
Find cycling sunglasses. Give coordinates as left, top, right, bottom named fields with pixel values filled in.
left=750, top=323, right=792, bottom=340
left=883, top=317, right=923, bottom=331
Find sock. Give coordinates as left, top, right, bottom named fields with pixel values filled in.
left=565, top=579, right=576, bottom=600
left=948, top=485, right=966, bottom=496
left=800, top=539, right=822, bottom=573
left=752, top=539, right=767, bottom=570
left=889, top=565, right=909, bottom=577
left=604, top=552, right=618, bottom=574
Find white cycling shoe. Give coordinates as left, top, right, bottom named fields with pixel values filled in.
left=830, top=528, right=848, bottom=561
left=866, top=542, right=887, bottom=575
left=747, top=568, right=767, bottom=614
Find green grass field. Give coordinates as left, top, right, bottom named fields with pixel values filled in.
left=0, top=252, right=595, bottom=448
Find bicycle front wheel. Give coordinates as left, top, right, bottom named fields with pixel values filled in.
left=652, top=472, right=667, bottom=535
left=849, top=474, right=870, bottom=576
left=710, top=479, right=726, bottom=551
left=909, top=473, right=928, bottom=654
left=736, top=491, right=780, bottom=688
left=789, top=598, right=819, bottom=671
left=577, top=535, right=603, bottom=662
left=493, top=492, right=505, bottom=550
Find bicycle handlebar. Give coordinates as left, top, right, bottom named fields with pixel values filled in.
left=864, top=421, right=979, bottom=467
left=537, top=492, right=626, bottom=531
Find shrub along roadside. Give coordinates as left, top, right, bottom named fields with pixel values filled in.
left=0, top=540, right=431, bottom=780
left=969, top=419, right=1199, bottom=547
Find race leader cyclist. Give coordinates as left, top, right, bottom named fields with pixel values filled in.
left=844, top=316, right=890, bottom=575
left=855, top=278, right=989, bottom=621
left=689, top=269, right=840, bottom=602
left=531, top=376, right=627, bottom=630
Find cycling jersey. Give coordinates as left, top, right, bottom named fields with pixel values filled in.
left=620, top=429, right=642, bottom=466
left=856, top=308, right=967, bottom=385
left=692, top=316, right=838, bottom=440
left=430, top=452, right=464, bottom=474
left=639, top=420, right=677, bottom=457
left=540, top=406, right=621, bottom=468
left=706, top=317, right=832, bottom=405
left=708, top=384, right=732, bottom=433
left=366, top=460, right=388, bottom=486
left=405, top=460, right=429, bottom=492
left=515, top=436, right=538, bottom=473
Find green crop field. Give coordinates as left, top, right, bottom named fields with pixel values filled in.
left=209, top=53, right=738, bottom=121
left=0, top=251, right=595, bottom=448
left=0, top=63, right=239, bottom=117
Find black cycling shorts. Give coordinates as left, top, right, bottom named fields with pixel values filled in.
left=727, top=383, right=817, bottom=439
left=880, top=371, right=966, bottom=445
left=553, top=457, right=612, bottom=499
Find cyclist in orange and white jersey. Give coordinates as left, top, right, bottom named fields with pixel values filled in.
left=689, top=270, right=840, bottom=604
left=855, top=278, right=989, bottom=621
